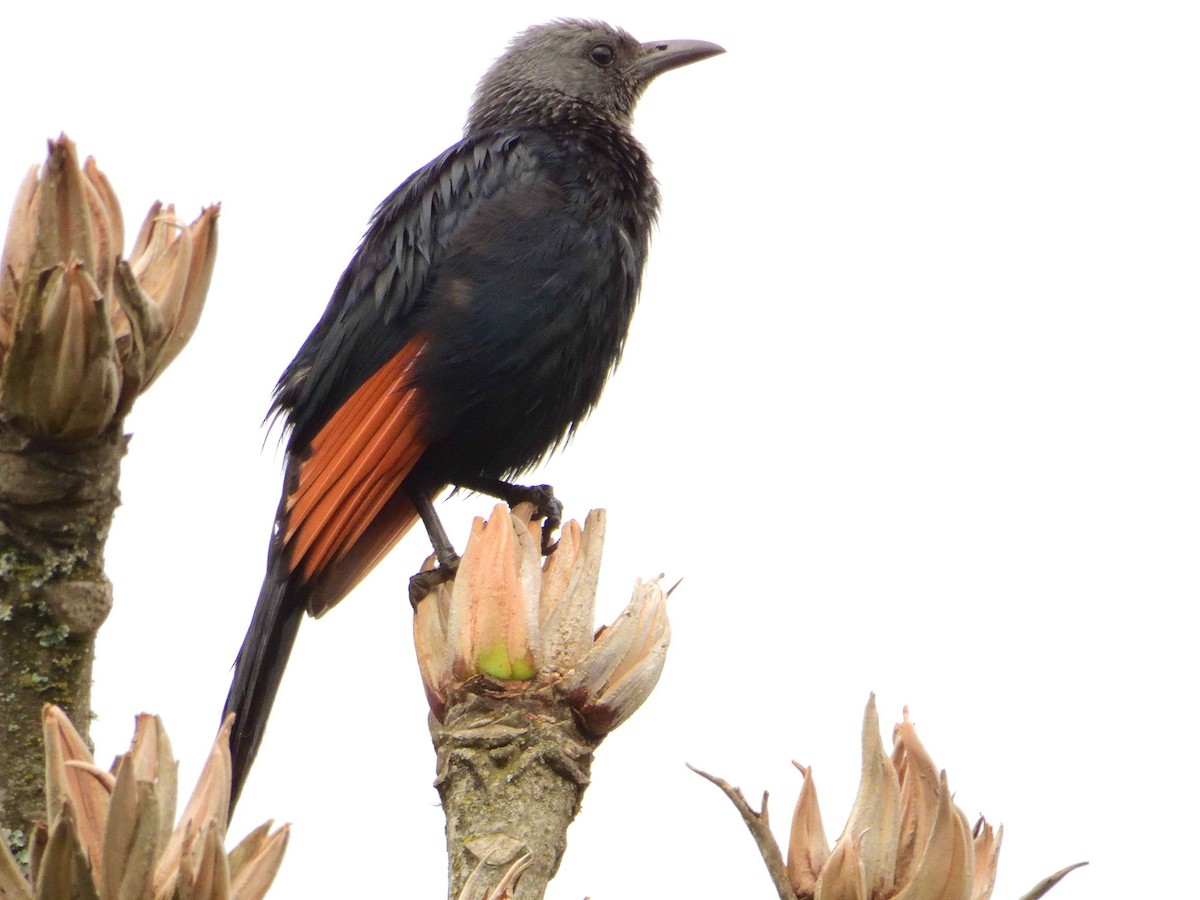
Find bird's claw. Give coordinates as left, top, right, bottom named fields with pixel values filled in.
left=455, top=477, right=564, bottom=556
left=518, top=483, right=562, bottom=555
left=409, top=556, right=460, bottom=608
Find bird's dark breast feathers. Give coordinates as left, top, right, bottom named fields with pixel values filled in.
left=276, top=123, right=659, bottom=480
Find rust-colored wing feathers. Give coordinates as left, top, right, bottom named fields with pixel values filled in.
left=282, top=337, right=430, bottom=600
left=303, top=492, right=422, bottom=617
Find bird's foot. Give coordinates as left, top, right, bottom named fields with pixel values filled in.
left=409, top=554, right=460, bottom=608
left=506, top=483, right=562, bottom=555
left=455, top=476, right=563, bottom=555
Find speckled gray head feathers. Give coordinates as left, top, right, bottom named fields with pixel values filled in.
left=466, top=19, right=723, bottom=133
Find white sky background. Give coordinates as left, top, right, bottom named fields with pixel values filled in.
left=2, top=1, right=1198, bottom=896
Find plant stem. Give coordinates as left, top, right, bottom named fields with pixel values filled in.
left=0, top=418, right=125, bottom=861
left=432, top=684, right=599, bottom=900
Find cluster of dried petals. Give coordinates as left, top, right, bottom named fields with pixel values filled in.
left=0, top=706, right=288, bottom=900
left=414, top=502, right=670, bottom=734
left=786, top=696, right=1002, bottom=900
left=0, top=134, right=217, bottom=439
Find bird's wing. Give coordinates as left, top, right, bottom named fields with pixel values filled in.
left=282, top=333, right=427, bottom=598
left=268, top=131, right=551, bottom=614
left=272, top=132, right=537, bottom=444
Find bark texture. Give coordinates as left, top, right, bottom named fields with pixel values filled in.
left=0, top=417, right=125, bottom=862
left=432, top=683, right=600, bottom=900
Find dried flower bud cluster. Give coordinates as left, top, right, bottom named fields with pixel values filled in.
left=0, top=706, right=287, bottom=900
left=787, top=696, right=1001, bottom=900
left=0, top=135, right=217, bottom=439
left=414, top=503, right=670, bottom=735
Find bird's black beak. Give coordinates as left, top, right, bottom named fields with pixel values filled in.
left=631, top=39, right=725, bottom=83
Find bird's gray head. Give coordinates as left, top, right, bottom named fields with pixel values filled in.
left=466, top=19, right=723, bottom=133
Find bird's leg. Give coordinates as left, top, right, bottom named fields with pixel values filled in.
left=408, top=487, right=461, bottom=608
left=454, top=475, right=563, bottom=555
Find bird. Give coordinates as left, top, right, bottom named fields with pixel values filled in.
left=223, top=19, right=723, bottom=810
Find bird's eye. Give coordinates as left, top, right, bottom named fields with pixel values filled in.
left=589, top=44, right=615, bottom=67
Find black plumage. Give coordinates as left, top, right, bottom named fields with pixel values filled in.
left=224, top=19, right=722, bottom=810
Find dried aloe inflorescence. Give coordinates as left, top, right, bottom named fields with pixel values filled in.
left=414, top=503, right=671, bottom=900
left=0, top=134, right=218, bottom=439
left=696, top=696, right=1087, bottom=900
left=0, top=706, right=287, bottom=900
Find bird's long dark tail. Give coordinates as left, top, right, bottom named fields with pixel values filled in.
left=224, top=538, right=305, bottom=815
